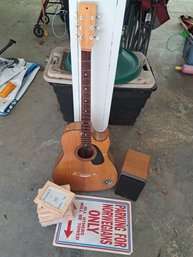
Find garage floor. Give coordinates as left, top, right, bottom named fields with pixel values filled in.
left=0, top=0, right=193, bottom=257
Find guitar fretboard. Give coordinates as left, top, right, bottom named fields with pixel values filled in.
left=81, top=51, right=91, bottom=148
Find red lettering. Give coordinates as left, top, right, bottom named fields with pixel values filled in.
left=100, top=239, right=112, bottom=245
left=115, top=205, right=126, bottom=210
left=115, top=205, right=127, bottom=232
left=114, top=233, right=127, bottom=248
left=87, top=210, right=100, bottom=234
left=115, top=226, right=126, bottom=232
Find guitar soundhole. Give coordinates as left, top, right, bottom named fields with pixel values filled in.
left=76, top=145, right=97, bottom=161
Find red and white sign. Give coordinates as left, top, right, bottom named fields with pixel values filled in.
left=53, top=195, right=133, bottom=255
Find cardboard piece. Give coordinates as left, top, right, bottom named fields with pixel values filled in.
left=53, top=195, right=133, bottom=255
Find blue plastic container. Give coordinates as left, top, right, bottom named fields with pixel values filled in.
left=183, top=35, right=193, bottom=65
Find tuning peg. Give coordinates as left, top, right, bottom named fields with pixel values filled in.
left=96, top=26, right=100, bottom=30
left=89, top=25, right=94, bottom=30
left=96, top=15, right=101, bottom=19
left=94, top=36, right=99, bottom=40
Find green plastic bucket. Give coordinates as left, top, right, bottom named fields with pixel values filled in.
left=64, top=47, right=141, bottom=84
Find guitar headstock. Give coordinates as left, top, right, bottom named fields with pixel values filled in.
left=78, top=2, right=97, bottom=51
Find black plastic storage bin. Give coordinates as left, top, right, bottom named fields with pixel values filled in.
left=51, top=83, right=74, bottom=122
left=109, top=85, right=157, bottom=125
left=46, top=48, right=156, bottom=126
left=50, top=83, right=157, bottom=125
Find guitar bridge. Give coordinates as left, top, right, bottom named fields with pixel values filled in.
left=72, top=171, right=96, bottom=177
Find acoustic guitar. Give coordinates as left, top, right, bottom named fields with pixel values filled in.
left=52, top=2, right=118, bottom=191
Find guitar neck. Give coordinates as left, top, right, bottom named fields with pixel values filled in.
left=81, top=50, right=91, bottom=148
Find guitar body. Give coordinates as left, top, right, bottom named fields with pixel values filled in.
left=53, top=122, right=118, bottom=191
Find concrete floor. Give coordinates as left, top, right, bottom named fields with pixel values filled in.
left=0, top=0, right=193, bottom=256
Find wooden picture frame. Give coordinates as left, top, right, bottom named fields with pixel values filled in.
left=34, top=181, right=75, bottom=216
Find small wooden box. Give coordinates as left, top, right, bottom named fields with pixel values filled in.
left=115, top=150, right=151, bottom=201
